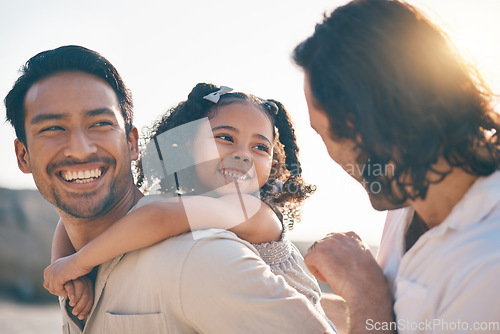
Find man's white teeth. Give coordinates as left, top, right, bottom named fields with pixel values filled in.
left=221, top=169, right=249, bottom=180
left=62, top=168, right=102, bottom=183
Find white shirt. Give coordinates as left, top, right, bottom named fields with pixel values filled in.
left=377, top=171, right=500, bottom=334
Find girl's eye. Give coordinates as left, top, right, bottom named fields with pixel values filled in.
left=254, top=144, right=270, bottom=153
left=215, top=134, right=234, bottom=142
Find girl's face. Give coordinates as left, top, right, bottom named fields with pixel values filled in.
left=191, top=101, right=274, bottom=196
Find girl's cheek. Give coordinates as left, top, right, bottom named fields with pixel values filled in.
left=266, top=157, right=273, bottom=170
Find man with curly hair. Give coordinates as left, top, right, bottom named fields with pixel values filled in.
left=294, top=0, right=500, bottom=333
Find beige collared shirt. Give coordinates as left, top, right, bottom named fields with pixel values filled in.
left=60, top=196, right=334, bottom=334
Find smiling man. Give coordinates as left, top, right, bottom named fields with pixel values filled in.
left=5, top=45, right=335, bottom=333
left=18, top=71, right=140, bottom=229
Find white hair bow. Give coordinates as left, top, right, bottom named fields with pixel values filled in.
left=203, top=86, right=233, bottom=103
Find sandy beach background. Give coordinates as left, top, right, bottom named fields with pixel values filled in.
left=0, top=295, right=61, bottom=334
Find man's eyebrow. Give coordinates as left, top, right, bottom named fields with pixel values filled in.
left=30, top=108, right=118, bottom=125
left=85, top=108, right=118, bottom=118
left=30, top=113, right=67, bottom=125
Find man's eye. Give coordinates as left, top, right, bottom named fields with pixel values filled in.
left=91, top=121, right=113, bottom=128
left=40, top=126, right=64, bottom=133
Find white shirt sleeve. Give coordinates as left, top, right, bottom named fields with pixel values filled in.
left=178, top=233, right=335, bottom=334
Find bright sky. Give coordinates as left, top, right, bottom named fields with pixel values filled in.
left=1, top=0, right=499, bottom=245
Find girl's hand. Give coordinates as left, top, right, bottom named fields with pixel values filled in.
left=44, top=253, right=93, bottom=296
left=64, top=277, right=94, bottom=321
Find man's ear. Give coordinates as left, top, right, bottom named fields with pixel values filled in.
left=128, top=126, right=140, bottom=161
left=14, top=139, right=32, bottom=174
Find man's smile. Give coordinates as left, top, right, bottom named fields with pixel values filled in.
left=60, top=167, right=104, bottom=184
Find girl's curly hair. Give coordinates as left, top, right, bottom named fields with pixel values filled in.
left=135, top=83, right=315, bottom=229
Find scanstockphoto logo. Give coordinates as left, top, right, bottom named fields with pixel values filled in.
left=366, top=318, right=500, bottom=332
left=344, top=160, right=395, bottom=195
left=141, top=118, right=264, bottom=240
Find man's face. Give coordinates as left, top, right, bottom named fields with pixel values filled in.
left=15, top=72, right=139, bottom=218
left=304, top=74, right=403, bottom=211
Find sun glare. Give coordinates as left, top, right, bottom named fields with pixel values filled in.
left=414, top=0, right=500, bottom=93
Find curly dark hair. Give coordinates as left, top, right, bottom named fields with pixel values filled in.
left=136, top=83, right=315, bottom=228
left=294, top=0, right=500, bottom=204
left=5, top=45, right=134, bottom=144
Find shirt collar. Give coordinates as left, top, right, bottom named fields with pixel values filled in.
left=421, top=170, right=500, bottom=239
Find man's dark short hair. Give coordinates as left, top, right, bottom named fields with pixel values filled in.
left=294, top=0, right=500, bottom=203
left=5, top=45, right=134, bottom=144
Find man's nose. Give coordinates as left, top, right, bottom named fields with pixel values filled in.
left=64, top=129, right=97, bottom=159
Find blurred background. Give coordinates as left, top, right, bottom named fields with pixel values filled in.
left=1, top=0, right=499, bottom=332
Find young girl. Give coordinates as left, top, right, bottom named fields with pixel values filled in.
left=44, top=83, right=331, bottom=327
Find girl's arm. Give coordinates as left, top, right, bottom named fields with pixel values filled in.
left=47, top=219, right=95, bottom=322
left=211, top=194, right=283, bottom=244
left=44, top=199, right=188, bottom=295
left=51, top=218, right=76, bottom=263
left=44, top=195, right=282, bottom=295
left=76, top=198, right=188, bottom=269
left=76, top=194, right=282, bottom=268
